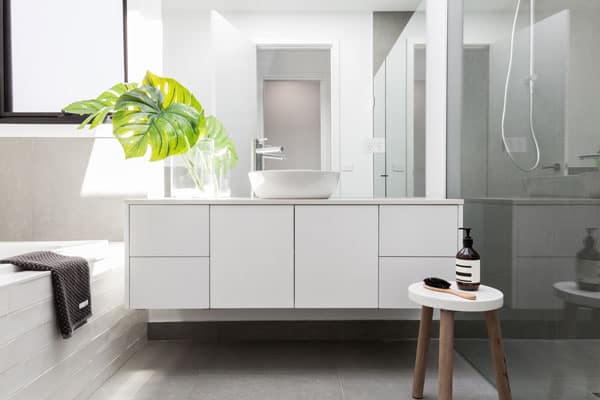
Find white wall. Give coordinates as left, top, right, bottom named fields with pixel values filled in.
left=161, top=6, right=213, bottom=112
left=222, top=11, right=374, bottom=196
left=211, top=11, right=258, bottom=196
left=128, top=0, right=163, bottom=81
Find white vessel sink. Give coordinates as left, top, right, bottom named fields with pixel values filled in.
left=523, top=171, right=600, bottom=198
left=248, top=170, right=340, bottom=199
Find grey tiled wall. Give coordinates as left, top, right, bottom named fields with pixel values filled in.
left=0, top=138, right=158, bottom=241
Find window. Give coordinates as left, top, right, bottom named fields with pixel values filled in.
left=0, top=0, right=127, bottom=123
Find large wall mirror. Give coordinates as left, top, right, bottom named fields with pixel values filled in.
left=0, top=0, right=126, bottom=122
left=127, top=0, right=428, bottom=197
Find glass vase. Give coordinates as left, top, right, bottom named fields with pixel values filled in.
left=214, top=149, right=232, bottom=197
left=170, top=138, right=216, bottom=198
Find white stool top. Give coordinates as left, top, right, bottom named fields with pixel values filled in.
left=553, top=281, right=600, bottom=309
left=408, top=281, right=504, bottom=312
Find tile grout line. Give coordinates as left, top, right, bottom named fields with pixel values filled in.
left=334, top=350, right=347, bottom=400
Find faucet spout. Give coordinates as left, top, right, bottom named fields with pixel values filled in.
left=253, top=138, right=286, bottom=171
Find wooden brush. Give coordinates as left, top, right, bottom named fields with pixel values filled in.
left=423, top=277, right=477, bottom=300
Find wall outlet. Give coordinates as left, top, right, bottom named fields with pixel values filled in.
left=367, top=138, right=386, bottom=154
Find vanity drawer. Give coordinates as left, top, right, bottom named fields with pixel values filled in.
left=379, top=205, right=459, bottom=256
left=379, top=257, right=455, bottom=308
left=129, top=257, right=209, bottom=309
left=129, top=205, right=209, bottom=257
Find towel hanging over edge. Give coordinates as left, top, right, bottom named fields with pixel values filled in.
left=0, top=251, right=92, bottom=339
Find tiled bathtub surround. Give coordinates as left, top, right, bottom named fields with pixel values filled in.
left=0, top=243, right=146, bottom=400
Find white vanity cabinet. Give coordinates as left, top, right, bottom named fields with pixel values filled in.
left=210, top=205, right=294, bottom=308
left=295, top=206, right=379, bottom=308
left=125, top=199, right=463, bottom=310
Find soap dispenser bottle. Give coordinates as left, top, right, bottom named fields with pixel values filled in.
left=456, top=227, right=480, bottom=291
left=576, top=227, right=600, bottom=292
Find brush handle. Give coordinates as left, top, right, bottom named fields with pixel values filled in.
left=424, top=284, right=477, bottom=300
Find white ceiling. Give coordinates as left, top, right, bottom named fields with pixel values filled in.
left=164, top=0, right=423, bottom=12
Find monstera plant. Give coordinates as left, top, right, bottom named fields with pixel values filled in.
left=64, top=71, right=237, bottom=194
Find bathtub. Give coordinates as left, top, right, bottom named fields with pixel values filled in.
left=0, top=241, right=147, bottom=400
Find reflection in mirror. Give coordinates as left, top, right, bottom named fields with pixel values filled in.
left=130, top=1, right=425, bottom=197
left=373, top=3, right=426, bottom=197
left=258, top=48, right=331, bottom=171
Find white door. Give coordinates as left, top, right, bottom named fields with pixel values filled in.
left=210, top=205, right=294, bottom=308
left=211, top=12, right=257, bottom=196
left=295, top=206, right=379, bottom=308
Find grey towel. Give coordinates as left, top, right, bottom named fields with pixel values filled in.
left=0, top=251, right=92, bottom=338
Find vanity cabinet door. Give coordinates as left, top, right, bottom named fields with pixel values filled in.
left=210, top=206, right=294, bottom=308
left=295, top=206, right=379, bottom=308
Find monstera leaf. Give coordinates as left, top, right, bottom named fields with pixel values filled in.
left=143, top=71, right=238, bottom=169
left=206, top=116, right=238, bottom=171
left=63, top=82, right=139, bottom=129
left=142, top=70, right=203, bottom=111
left=112, top=86, right=205, bottom=161
left=64, top=70, right=238, bottom=165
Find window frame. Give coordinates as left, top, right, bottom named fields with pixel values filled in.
left=0, top=0, right=128, bottom=124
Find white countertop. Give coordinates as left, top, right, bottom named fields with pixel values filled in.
left=124, top=197, right=464, bottom=205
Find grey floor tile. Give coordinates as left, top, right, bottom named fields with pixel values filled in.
left=188, top=372, right=343, bottom=400
left=456, top=338, right=600, bottom=400
left=88, top=340, right=499, bottom=400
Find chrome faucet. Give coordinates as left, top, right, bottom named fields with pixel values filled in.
left=252, top=138, right=285, bottom=171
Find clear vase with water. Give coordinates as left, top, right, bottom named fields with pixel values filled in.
left=214, top=148, right=232, bottom=197
left=170, top=138, right=217, bottom=198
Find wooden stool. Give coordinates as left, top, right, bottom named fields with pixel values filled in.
left=408, top=282, right=511, bottom=400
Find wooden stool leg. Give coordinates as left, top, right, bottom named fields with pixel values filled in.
left=438, top=310, right=454, bottom=400
left=564, top=302, right=578, bottom=338
left=485, top=310, right=512, bottom=400
left=412, top=306, right=433, bottom=399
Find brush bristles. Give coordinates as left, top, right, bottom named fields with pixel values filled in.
left=424, top=277, right=451, bottom=289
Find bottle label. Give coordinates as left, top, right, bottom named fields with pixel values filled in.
left=456, top=259, right=480, bottom=284
left=576, top=259, right=600, bottom=284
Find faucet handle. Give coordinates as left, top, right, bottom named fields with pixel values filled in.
left=256, top=138, right=268, bottom=143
